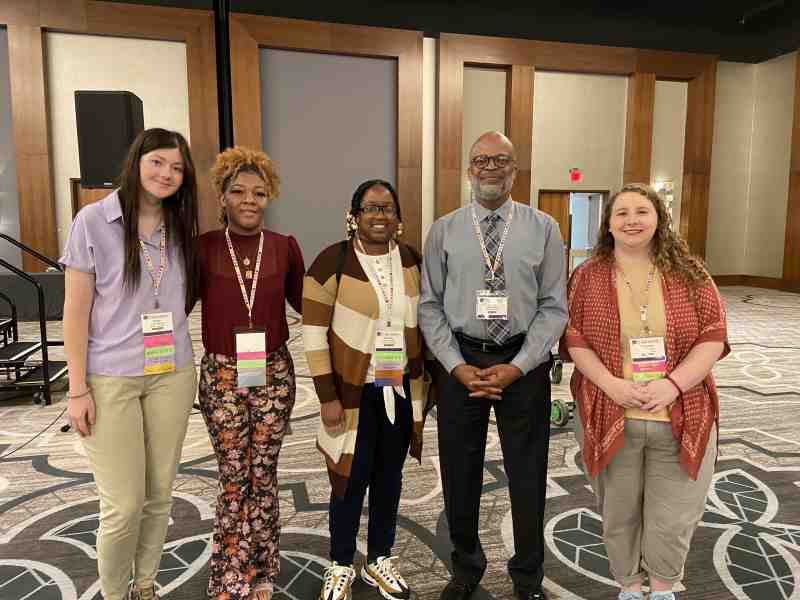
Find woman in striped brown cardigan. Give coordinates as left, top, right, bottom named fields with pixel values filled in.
left=302, top=180, right=426, bottom=600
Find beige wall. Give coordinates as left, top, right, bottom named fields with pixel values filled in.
left=461, top=66, right=507, bottom=205
left=531, top=71, right=627, bottom=206
left=651, top=80, right=687, bottom=229
left=706, top=53, right=796, bottom=277
left=746, top=52, right=796, bottom=277
left=707, top=61, right=755, bottom=275
left=46, top=33, right=191, bottom=250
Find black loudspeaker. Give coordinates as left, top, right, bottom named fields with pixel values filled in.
left=74, top=91, right=144, bottom=188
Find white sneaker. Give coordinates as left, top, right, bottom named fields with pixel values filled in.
left=361, top=556, right=411, bottom=600
left=320, top=562, right=356, bottom=600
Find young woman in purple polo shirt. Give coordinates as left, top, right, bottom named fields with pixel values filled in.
left=197, top=147, right=304, bottom=600
left=61, top=128, right=200, bottom=600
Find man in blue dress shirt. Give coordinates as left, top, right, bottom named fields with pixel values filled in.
left=419, top=131, right=568, bottom=600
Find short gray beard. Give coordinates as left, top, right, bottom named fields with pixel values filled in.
left=469, top=173, right=512, bottom=203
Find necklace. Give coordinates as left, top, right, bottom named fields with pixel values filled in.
left=617, top=263, right=656, bottom=335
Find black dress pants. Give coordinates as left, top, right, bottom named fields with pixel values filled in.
left=435, top=339, right=552, bottom=593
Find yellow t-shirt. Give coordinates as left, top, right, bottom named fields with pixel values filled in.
left=616, top=264, right=670, bottom=422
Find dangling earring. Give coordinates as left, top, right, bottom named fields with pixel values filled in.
left=345, top=211, right=358, bottom=238
left=394, top=222, right=404, bottom=239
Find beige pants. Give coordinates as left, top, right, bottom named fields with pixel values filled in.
left=575, top=417, right=716, bottom=587
left=83, top=364, right=197, bottom=600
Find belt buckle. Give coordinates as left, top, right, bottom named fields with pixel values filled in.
left=482, top=341, right=489, bottom=353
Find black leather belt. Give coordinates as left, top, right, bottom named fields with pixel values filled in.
left=454, top=331, right=525, bottom=353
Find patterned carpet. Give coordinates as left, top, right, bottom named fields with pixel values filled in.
left=1, top=286, right=799, bottom=600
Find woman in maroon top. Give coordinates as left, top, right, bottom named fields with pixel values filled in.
left=197, top=146, right=304, bottom=600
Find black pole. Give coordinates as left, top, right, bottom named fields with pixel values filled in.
left=214, top=0, right=234, bottom=150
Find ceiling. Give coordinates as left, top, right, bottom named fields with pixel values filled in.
left=103, top=0, right=800, bottom=62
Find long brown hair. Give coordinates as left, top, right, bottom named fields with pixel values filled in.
left=117, top=128, right=199, bottom=314
left=593, top=183, right=709, bottom=289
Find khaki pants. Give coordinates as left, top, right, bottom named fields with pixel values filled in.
left=83, top=364, right=197, bottom=600
left=575, top=417, right=716, bottom=587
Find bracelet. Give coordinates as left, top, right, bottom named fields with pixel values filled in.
left=67, top=389, right=91, bottom=400
left=665, top=375, right=683, bottom=397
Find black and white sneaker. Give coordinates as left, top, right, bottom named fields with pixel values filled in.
left=361, top=556, right=411, bottom=600
left=320, top=562, right=356, bottom=600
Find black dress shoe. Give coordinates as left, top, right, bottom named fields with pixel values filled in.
left=440, top=579, right=476, bottom=600
left=515, top=588, right=548, bottom=600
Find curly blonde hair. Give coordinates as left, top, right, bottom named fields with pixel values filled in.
left=593, top=183, right=710, bottom=289
left=210, top=146, right=280, bottom=224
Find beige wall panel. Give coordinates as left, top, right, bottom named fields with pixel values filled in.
left=46, top=32, right=190, bottom=250
left=531, top=71, right=627, bottom=205
left=746, top=51, right=796, bottom=277
left=707, top=61, right=755, bottom=275
left=651, top=80, right=687, bottom=229
left=461, top=66, right=506, bottom=206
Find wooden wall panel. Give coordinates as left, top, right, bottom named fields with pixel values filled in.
left=7, top=25, right=58, bottom=270
left=436, top=35, right=465, bottom=217
left=397, top=38, right=424, bottom=251
left=534, top=40, right=635, bottom=74
left=436, top=32, right=718, bottom=257
left=230, top=14, right=424, bottom=250
left=784, top=55, right=800, bottom=281
left=635, top=49, right=711, bottom=80
left=230, top=17, right=261, bottom=151
left=185, top=19, right=220, bottom=234
left=39, top=0, right=88, bottom=30
left=623, top=72, right=656, bottom=184
left=680, top=63, right=716, bottom=256
left=1, top=0, right=220, bottom=257
left=505, top=65, right=534, bottom=205
left=784, top=173, right=800, bottom=280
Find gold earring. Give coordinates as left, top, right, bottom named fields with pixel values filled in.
left=394, top=222, right=404, bottom=239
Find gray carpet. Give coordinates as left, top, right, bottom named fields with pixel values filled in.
left=1, top=286, right=799, bottom=600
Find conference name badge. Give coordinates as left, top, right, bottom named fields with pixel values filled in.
left=475, top=289, right=509, bottom=320
left=374, top=327, right=405, bottom=387
left=141, top=311, right=176, bottom=375
left=630, top=336, right=667, bottom=382
left=235, top=328, right=267, bottom=389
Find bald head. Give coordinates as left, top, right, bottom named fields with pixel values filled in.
left=469, top=131, right=516, bottom=161
left=467, top=131, right=518, bottom=208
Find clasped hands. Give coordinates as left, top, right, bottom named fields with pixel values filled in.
left=452, top=363, right=523, bottom=400
left=607, top=377, right=680, bottom=412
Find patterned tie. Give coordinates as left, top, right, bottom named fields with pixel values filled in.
left=484, top=213, right=511, bottom=344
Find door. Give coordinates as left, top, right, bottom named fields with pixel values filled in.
left=538, top=191, right=571, bottom=274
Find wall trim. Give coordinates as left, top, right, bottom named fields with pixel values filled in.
left=713, top=274, right=800, bottom=292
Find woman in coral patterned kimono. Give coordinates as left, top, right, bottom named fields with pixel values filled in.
left=561, top=183, right=729, bottom=600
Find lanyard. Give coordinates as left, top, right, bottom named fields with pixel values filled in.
left=225, top=228, right=264, bottom=329
left=470, top=201, right=514, bottom=284
left=618, top=264, right=656, bottom=335
left=139, top=226, right=167, bottom=309
left=356, top=236, right=395, bottom=327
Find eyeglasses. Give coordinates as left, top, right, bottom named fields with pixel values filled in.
left=470, top=154, right=515, bottom=170
left=360, top=205, right=397, bottom=217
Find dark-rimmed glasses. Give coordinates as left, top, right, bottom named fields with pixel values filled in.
left=360, top=205, right=398, bottom=217
left=470, top=154, right=515, bottom=170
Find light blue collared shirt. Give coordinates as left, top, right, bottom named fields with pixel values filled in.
left=419, top=198, right=568, bottom=374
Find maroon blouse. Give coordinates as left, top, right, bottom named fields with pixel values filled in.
left=198, top=228, right=304, bottom=356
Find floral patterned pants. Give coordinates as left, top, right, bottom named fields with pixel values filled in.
left=198, top=347, right=295, bottom=600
